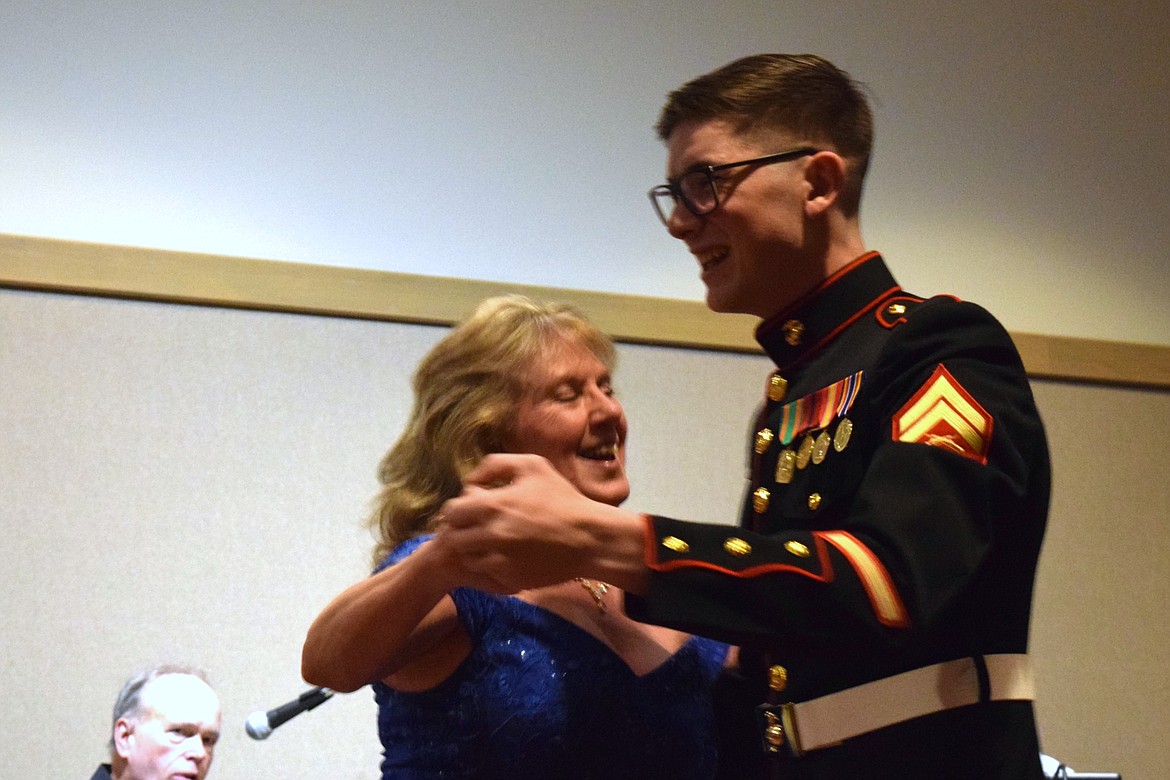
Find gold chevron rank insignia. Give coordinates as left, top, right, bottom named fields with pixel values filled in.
left=893, top=365, right=993, bottom=464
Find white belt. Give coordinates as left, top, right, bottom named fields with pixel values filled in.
left=767, top=654, right=1034, bottom=756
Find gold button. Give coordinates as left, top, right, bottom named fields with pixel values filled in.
left=752, top=487, right=770, bottom=514
left=661, top=535, right=690, bottom=553
left=785, top=540, right=810, bottom=558
left=887, top=303, right=907, bottom=315
left=768, top=373, right=788, bottom=402
left=768, top=664, right=788, bottom=692
left=807, top=492, right=822, bottom=510
left=782, top=319, right=804, bottom=346
left=754, top=428, right=774, bottom=454
left=723, top=537, right=752, bottom=557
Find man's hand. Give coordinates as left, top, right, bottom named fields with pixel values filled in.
left=435, top=453, right=647, bottom=594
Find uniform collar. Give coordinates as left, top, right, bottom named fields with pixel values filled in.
left=755, top=251, right=900, bottom=370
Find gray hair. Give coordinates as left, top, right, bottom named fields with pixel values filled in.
left=109, top=663, right=212, bottom=750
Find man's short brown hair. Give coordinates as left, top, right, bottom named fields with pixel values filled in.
left=655, top=54, right=874, bottom=215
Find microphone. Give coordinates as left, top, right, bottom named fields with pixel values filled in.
left=245, top=686, right=334, bottom=740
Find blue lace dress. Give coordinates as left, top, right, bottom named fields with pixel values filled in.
left=372, top=535, right=729, bottom=779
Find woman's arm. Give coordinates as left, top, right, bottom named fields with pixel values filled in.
left=301, top=538, right=466, bottom=692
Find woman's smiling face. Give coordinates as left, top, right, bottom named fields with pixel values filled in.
left=504, top=335, right=629, bottom=507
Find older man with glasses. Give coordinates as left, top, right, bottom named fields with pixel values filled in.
left=439, top=53, right=1051, bottom=779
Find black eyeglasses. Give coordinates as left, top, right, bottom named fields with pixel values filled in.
left=648, top=148, right=818, bottom=225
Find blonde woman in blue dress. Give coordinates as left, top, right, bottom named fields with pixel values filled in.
left=302, top=295, right=728, bottom=779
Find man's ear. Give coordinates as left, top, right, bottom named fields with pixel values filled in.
left=804, top=151, right=846, bottom=217
left=113, top=718, right=135, bottom=758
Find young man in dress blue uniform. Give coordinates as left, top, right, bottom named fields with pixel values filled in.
left=440, top=53, right=1050, bottom=778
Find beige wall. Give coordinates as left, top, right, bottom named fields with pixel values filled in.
left=2, top=243, right=1164, bottom=777
left=1029, top=380, right=1170, bottom=776
left=0, top=283, right=770, bottom=778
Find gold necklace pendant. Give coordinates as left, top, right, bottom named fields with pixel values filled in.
left=574, top=577, right=610, bottom=613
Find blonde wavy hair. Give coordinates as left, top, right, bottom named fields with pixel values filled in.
left=367, top=294, right=616, bottom=566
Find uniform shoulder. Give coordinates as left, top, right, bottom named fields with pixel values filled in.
left=873, top=292, right=1002, bottom=330
left=870, top=292, right=1021, bottom=374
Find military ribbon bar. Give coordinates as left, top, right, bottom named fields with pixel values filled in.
left=776, top=371, right=864, bottom=445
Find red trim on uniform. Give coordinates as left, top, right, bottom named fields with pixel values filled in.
left=820, top=250, right=883, bottom=291
left=644, top=533, right=837, bottom=584
left=799, top=285, right=900, bottom=360
left=646, top=559, right=834, bottom=579
left=757, top=251, right=886, bottom=335
left=874, top=294, right=925, bottom=329
left=816, top=531, right=910, bottom=628
left=640, top=514, right=659, bottom=567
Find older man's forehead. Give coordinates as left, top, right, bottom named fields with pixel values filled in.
left=140, top=674, right=221, bottom=721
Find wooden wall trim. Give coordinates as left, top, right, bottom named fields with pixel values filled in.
left=4, top=233, right=1169, bottom=390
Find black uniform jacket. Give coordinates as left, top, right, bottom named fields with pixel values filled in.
left=625, top=252, right=1050, bottom=779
